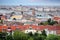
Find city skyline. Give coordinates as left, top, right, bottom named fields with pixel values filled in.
left=0, top=0, right=60, bottom=6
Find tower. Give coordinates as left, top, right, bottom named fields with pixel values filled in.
left=32, top=9, right=35, bottom=16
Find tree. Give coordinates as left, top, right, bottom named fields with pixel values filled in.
left=13, top=30, right=28, bottom=40
left=34, top=32, right=39, bottom=36
left=46, top=34, right=58, bottom=40
left=0, top=32, right=7, bottom=40
left=41, top=30, right=47, bottom=37
left=0, top=19, right=3, bottom=24
left=38, top=22, right=43, bottom=25
left=40, top=22, right=44, bottom=25
left=28, top=37, right=34, bottom=40
left=47, top=18, right=51, bottom=23
left=47, top=18, right=58, bottom=25
left=28, top=32, right=33, bottom=37
left=34, top=34, right=47, bottom=40
left=57, top=36, right=60, bottom=40
left=33, top=32, right=39, bottom=40
left=6, top=35, right=13, bottom=40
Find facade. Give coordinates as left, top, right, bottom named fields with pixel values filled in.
left=11, top=15, right=23, bottom=20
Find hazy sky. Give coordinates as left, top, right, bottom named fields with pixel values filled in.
left=0, top=0, right=60, bottom=6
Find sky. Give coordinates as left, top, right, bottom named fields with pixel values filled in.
left=0, top=0, right=60, bottom=6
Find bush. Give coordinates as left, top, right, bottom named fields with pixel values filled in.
left=57, top=36, right=60, bottom=40
left=0, top=30, right=60, bottom=40
left=6, top=35, right=13, bottom=40
left=41, top=30, right=47, bottom=37
left=13, top=30, right=28, bottom=40
left=28, top=37, right=34, bottom=40
left=27, top=32, right=33, bottom=37
left=0, top=32, right=7, bottom=40
left=46, top=34, right=58, bottom=40
left=39, top=18, right=58, bottom=25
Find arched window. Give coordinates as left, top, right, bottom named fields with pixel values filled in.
left=13, top=18, right=16, bottom=20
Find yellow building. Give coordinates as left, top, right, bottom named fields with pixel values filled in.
left=11, top=15, right=23, bottom=20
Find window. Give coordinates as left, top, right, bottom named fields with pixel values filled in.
left=13, top=18, right=16, bottom=20
left=37, top=15, right=39, bottom=16
left=37, top=15, right=42, bottom=17
left=40, top=15, right=42, bottom=16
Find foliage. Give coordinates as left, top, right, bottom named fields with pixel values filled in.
left=47, top=18, right=58, bottom=25
left=27, top=32, right=33, bottom=37
left=47, top=18, right=51, bottom=23
left=0, top=30, right=60, bottom=40
left=41, top=30, right=47, bottom=37
left=6, top=35, right=13, bottom=40
left=46, top=34, right=58, bottom=40
left=13, top=30, right=28, bottom=40
left=28, top=37, right=34, bottom=40
left=38, top=18, right=58, bottom=25
left=0, top=32, right=7, bottom=40
left=0, top=19, right=3, bottom=24
left=38, top=21, right=48, bottom=25
left=57, top=36, right=60, bottom=40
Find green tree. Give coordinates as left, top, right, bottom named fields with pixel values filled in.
left=13, top=30, right=28, bottom=40
left=41, top=30, right=47, bottom=37
left=28, top=32, right=33, bottom=37
left=47, top=18, right=58, bottom=25
left=46, top=34, right=58, bottom=40
left=0, top=19, right=3, bottom=24
left=40, top=22, right=44, bottom=25
left=57, top=36, right=60, bottom=40
left=47, top=18, right=51, bottom=23
left=28, top=37, right=34, bottom=40
left=0, top=32, right=7, bottom=40
left=6, top=35, right=13, bottom=40
left=33, top=32, right=39, bottom=40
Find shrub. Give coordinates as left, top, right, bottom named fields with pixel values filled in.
left=46, top=34, right=58, bottom=40
left=13, top=30, right=28, bottom=40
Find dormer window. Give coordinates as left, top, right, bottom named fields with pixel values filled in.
left=37, top=15, right=42, bottom=17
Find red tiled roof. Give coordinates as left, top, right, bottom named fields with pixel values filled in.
left=54, top=17, right=60, bottom=20
left=0, top=26, right=2, bottom=32
left=38, top=25, right=46, bottom=30
left=32, top=25, right=38, bottom=30
left=18, top=25, right=24, bottom=30
left=48, top=26, right=56, bottom=30
left=23, top=25, right=30, bottom=30
left=0, top=26, right=3, bottom=29
left=3, top=26, right=8, bottom=29
left=0, top=25, right=60, bottom=32
left=37, top=25, right=56, bottom=30
left=11, top=26, right=16, bottom=30
left=56, top=26, right=60, bottom=30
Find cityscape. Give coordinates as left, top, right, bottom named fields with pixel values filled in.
left=0, top=0, right=60, bottom=40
